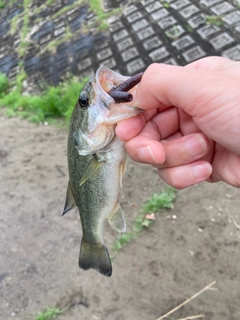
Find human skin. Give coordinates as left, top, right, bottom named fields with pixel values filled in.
left=116, top=57, right=240, bottom=189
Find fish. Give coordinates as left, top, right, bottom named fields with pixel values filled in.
left=62, top=66, right=143, bottom=277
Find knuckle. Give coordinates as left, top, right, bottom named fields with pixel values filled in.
left=158, top=168, right=185, bottom=190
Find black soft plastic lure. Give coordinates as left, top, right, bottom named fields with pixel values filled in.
left=108, top=72, right=143, bottom=103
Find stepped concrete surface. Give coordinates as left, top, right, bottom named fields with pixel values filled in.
left=0, top=0, right=240, bottom=86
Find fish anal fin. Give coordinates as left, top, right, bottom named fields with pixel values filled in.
left=108, top=203, right=126, bottom=233
left=119, top=157, right=127, bottom=188
left=79, top=239, right=112, bottom=277
left=80, top=157, right=104, bottom=186
left=62, top=182, right=75, bottom=216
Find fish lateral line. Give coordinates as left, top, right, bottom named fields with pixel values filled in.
left=108, top=72, right=143, bottom=103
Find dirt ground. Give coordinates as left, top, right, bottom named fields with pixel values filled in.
left=0, top=115, right=240, bottom=320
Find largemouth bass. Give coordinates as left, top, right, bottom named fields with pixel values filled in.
left=63, top=67, right=142, bottom=277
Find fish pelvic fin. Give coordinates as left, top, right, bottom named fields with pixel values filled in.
left=79, top=239, right=112, bottom=277
left=108, top=203, right=126, bottom=233
left=119, top=157, right=127, bottom=188
left=62, top=182, right=75, bottom=216
left=79, top=157, right=104, bottom=186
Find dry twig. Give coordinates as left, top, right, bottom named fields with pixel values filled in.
left=156, top=281, right=216, bottom=320
left=177, top=315, right=204, bottom=320
left=229, top=215, right=240, bottom=230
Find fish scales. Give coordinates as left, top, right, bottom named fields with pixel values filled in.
left=68, top=134, right=125, bottom=244
left=63, top=67, right=142, bottom=277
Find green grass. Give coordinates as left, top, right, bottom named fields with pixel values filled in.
left=165, top=25, right=180, bottom=40
left=0, top=72, right=87, bottom=123
left=18, top=0, right=30, bottom=58
left=186, top=24, right=193, bottom=33
left=160, top=0, right=170, bottom=8
left=112, top=187, right=177, bottom=255
left=205, top=15, right=224, bottom=26
left=45, top=0, right=58, bottom=5
left=143, top=187, right=177, bottom=213
left=113, top=232, right=134, bottom=253
left=0, top=73, right=9, bottom=96
left=90, top=0, right=105, bottom=19
left=35, top=307, right=63, bottom=320
left=0, top=0, right=5, bottom=9
left=10, top=15, right=19, bottom=35
left=89, top=0, right=122, bottom=28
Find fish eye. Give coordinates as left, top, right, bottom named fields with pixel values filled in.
left=78, top=93, right=89, bottom=108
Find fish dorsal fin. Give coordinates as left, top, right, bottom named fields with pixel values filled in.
left=108, top=203, right=126, bottom=233
left=62, top=182, right=75, bottom=216
left=79, top=157, right=104, bottom=186
left=119, top=157, right=127, bottom=188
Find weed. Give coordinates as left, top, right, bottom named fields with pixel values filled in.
left=35, top=306, right=63, bottom=320
left=0, top=1, right=5, bottom=9
left=0, top=76, right=87, bottom=123
left=65, top=23, right=72, bottom=38
left=90, top=0, right=105, bottom=19
left=161, top=1, right=170, bottom=8
left=15, top=69, right=27, bottom=90
left=46, top=0, right=58, bottom=5
left=205, top=15, right=224, bottom=27
left=144, top=187, right=177, bottom=213
left=89, top=0, right=122, bottom=28
left=99, top=21, right=109, bottom=31
left=133, top=213, right=153, bottom=234
left=112, top=187, right=177, bottom=255
left=163, top=3, right=170, bottom=8
left=22, top=0, right=30, bottom=39
left=113, top=232, right=134, bottom=253
left=10, top=15, right=19, bottom=35
left=186, top=24, right=193, bottom=33
left=0, top=73, right=9, bottom=96
left=165, top=25, right=180, bottom=40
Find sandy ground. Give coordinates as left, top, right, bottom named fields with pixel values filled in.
left=0, top=116, right=240, bottom=320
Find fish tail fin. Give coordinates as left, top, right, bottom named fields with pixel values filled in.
left=79, top=239, right=112, bottom=277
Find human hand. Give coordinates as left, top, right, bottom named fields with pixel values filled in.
left=116, top=57, right=240, bottom=188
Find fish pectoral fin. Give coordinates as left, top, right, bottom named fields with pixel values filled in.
left=62, top=182, right=75, bottom=216
left=79, top=157, right=104, bottom=186
left=108, top=203, right=126, bottom=233
left=79, top=239, right=112, bottom=277
left=119, top=157, right=127, bottom=188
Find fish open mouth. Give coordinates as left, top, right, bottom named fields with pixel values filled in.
left=93, top=67, right=143, bottom=122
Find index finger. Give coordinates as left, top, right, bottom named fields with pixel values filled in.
left=133, top=58, right=232, bottom=115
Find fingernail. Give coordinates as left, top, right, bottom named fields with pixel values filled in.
left=185, top=136, right=207, bottom=156
left=138, top=146, right=159, bottom=164
left=192, top=163, right=212, bottom=179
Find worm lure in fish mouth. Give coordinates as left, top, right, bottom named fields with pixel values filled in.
left=108, top=72, right=144, bottom=103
